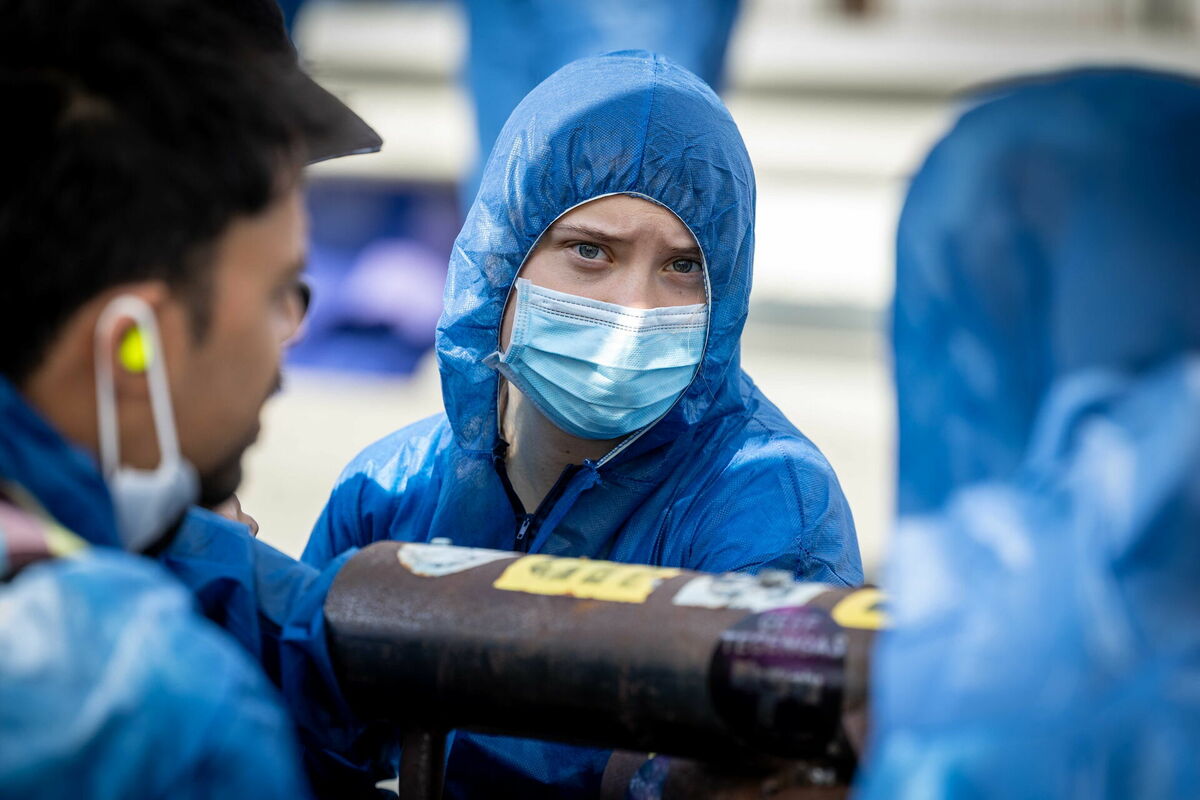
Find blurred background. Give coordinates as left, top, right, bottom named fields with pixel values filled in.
left=245, top=0, right=1200, bottom=579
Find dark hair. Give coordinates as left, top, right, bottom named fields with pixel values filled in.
left=0, top=0, right=323, bottom=382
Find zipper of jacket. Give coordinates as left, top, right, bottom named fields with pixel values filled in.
left=492, top=443, right=541, bottom=552
left=493, top=443, right=583, bottom=553
left=512, top=465, right=581, bottom=552
left=513, top=513, right=535, bottom=551
left=492, top=442, right=528, bottom=535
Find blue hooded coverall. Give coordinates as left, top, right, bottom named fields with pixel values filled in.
left=304, top=51, right=862, bottom=798
left=0, top=376, right=395, bottom=798
left=0, top=377, right=316, bottom=798
left=857, top=69, right=1200, bottom=798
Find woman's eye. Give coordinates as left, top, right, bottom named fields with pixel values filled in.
left=575, top=243, right=602, bottom=260
left=669, top=259, right=702, bottom=274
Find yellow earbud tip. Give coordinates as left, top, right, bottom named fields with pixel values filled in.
left=118, top=326, right=152, bottom=373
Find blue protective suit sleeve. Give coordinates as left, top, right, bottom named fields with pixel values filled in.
left=160, top=507, right=401, bottom=797
left=445, top=733, right=613, bottom=800
left=304, top=480, right=363, bottom=570
left=0, top=551, right=312, bottom=800
left=682, top=433, right=863, bottom=586
left=303, top=415, right=449, bottom=570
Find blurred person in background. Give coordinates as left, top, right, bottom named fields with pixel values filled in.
left=279, top=0, right=309, bottom=32
left=278, top=0, right=740, bottom=206
left=0, top=0, right=399, bottom=796
left=304, top=50, right=862, bottom=798
left=459, top=0, right=741, bottom=203
left=856, top=68, right=1200, bottom=798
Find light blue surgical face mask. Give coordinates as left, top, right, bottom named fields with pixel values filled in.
left=484, top=278, right=708, bottom=440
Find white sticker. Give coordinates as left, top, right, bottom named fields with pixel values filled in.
left=397, top=542, right=515, bottom=577
left=671, top=572, right=829, bottom=613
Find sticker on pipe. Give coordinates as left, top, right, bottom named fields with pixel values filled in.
left=710, top=605, right=846, bottom=756
left=397, top=542, right=514, bottom=578
left=672, top=572, right=828, bottom=613
left=493, top=555, right=680, bottom=603
left=831, top=587, right=888, bottom=630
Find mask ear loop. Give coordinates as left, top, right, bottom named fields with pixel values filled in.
left=94, top=295, right=185, bottom=479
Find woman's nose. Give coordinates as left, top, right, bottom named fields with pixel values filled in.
left=605, top=266, right=658, bottom=309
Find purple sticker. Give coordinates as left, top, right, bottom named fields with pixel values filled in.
left=709, top=605, right=845, bottom=757
left=626, top=755, right=671, bottom=800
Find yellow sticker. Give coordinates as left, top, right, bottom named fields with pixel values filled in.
left=493, top=555, right=680, bottom=604
left=831, top=587, right=888, bottom=630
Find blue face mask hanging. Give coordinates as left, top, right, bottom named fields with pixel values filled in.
left=484, top=278, right=708, bottom=440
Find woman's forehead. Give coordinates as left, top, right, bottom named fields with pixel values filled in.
left=546, top=195, right=699, bottom=251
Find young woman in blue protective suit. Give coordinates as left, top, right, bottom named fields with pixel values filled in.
left=304, top=51, right=863, bottom=798
left=855, top=69, right=1200, bottom=798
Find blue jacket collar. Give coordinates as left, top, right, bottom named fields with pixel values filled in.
left=0, top=375, right=121, bottom=548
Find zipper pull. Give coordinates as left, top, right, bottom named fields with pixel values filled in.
left=514, top=513, right=534, bottom=552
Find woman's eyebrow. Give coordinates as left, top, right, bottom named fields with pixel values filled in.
left=551, top=222, right=623, bottom=244
left=552, top=222, right=702, bottom=258
left=665, top=244, right=704, bottom=259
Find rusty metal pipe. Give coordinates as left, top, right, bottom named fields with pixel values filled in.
left=398, top=730, right=445, bottom=800
left=325, top=541, right=880, bottom=763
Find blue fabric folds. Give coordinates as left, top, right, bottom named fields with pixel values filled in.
left=0, top=552, right=313, bottom=800
left=162, top=511, right=400, bottom=796
left=0, top=377, right=311, bottom=799
left=305, top=51, right=861, bottom=798
left=859, top=69, right=1200, bottom=798
left=0, top=375, right=392, bottom=798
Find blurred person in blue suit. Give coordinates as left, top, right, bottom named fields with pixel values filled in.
left=304, top=50, right=862, bottom=798
left=857, top=68, right=1200, bottom=799
left=278, top=0, right=308, bottom=33
left=460, top=0, right=741, bottom=203
left=0, top=0, right=397, bottom=797
left=278, top=0, right=739, bottom=206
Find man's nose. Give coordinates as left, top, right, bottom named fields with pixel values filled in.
left=282, top=278, right=311, bottom=345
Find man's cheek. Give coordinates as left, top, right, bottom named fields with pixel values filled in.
left=260, top=335, right=286, bottom=402
left=230, top=317, right=282, bottom=388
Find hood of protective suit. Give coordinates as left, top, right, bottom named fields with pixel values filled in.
left=861, top=68, right=1200, bottom=798
left=437, top=50, right=754, bottom=458
left=893, top=68, right=1200, bottom=515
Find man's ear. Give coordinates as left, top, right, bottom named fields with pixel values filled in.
left=95, top=282, right=175, bottom=402
left=21, top=279, right=179, bottom=463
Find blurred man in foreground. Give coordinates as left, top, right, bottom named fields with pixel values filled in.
left=859, top=68, right=1200, bottom=798
left=0, top=0, right=394, bottom=796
